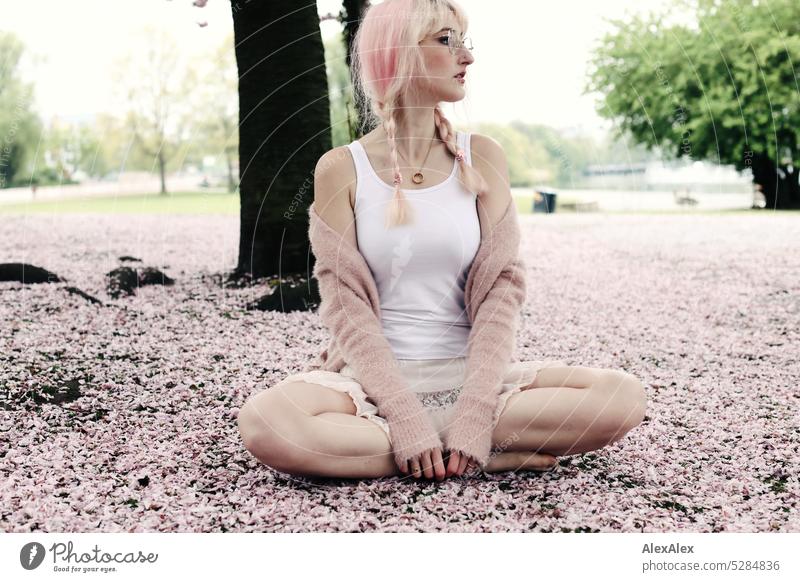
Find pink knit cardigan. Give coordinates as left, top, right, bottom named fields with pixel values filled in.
left=303, top=198, right=527, bottom=470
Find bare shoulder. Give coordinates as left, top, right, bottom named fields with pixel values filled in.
left=315, top=145, right=356, bottom=210
left=313, top=145, right=358, bottom=247
left=470, top=133, right=503, bottom=157
left=469, top=133, right=512, bottom=226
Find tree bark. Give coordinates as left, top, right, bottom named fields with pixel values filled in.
left=225, top=149, right=235, bottom=193
left=158, top=149, right=167, bottom=195
left=231, top=0, right=332, bottom=280
left=342, top=0, right=373, bottom=138
left=750, top=152, right=800, bottom=210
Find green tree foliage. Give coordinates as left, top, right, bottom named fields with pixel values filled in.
left=0, top=32, right=42, bottom=189
left=112, top=25, right=197, bottom=195
left=184, top=32, right=239, bottom=192
left=42, top=119, right=110, bottom=181
left=325, top=32, right=357, bottom=147
left=475, top=123, right=553, bottom=186
left=586, top=0, right=800, bottom=208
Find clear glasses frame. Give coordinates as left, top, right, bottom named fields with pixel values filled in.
left=424, top=28, right=474, bottom=55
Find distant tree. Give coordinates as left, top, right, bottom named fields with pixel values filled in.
left=325, top=32, right=356, bottom=147
left=185, top=32, right=239, bottom=192
left=510, top=123, right=582, bottom=188
left=0, top=32, right=42, bottom=189
left=42, top=119, right=109, bottom=181
left=324, top=1, right=375, bottom=145
left=340, top=0, right=372, bottom=135
left=475, top=123, right=554, bottom=186
left=112, top=25, right=196, bottom=195
left=587, top=0, right=800, bottom=209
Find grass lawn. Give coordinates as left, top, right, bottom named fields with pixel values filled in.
left=0, top=191, right=240, bottom=215
left=0, top=190, right=791, bottom=216
left=512, top=194, right=775, bottom=215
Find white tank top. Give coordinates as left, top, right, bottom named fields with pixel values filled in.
left=347, top=131, right=480, bottom=360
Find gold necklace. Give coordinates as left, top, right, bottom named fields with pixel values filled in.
left=396, top=131, right=437, bottom=185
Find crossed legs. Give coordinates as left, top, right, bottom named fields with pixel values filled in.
left=237, top=365, right=647, bottom=480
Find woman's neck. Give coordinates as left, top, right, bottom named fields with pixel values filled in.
left=378, top=115, right=439, bottom=160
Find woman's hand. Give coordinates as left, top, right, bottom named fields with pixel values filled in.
left=444, top=450, right=477, bottom=478
left=399, top=447, right=447, bottom=480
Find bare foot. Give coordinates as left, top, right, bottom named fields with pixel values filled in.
left=482, top=451, right=558, bottom=474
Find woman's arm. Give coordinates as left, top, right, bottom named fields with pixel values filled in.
left=311, top=149, right=444, bottom=468
left=314, top=147, right=359, bottom=249
left=443, top=135, right=528, bottom=468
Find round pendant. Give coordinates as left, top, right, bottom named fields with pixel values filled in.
left=412, top=172, right=424, bottom=184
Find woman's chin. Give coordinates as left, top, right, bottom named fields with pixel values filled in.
left=439, top=88, right=467, bottom=103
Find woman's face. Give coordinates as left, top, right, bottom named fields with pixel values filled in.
left=417, top=21, right=475, bottom=103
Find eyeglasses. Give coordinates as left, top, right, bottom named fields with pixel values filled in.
left=433, top=28, right=474, bottom=55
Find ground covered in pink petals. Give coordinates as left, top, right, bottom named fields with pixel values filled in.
left=1, top=211, right=798, bottom=532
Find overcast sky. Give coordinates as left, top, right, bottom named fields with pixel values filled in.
left=1, top=0, right=673, bottom=135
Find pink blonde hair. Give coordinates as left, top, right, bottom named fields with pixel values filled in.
left=351, top=0, right=489, bottom=228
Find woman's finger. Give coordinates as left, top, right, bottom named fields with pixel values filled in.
left=421, top=451, right=435, bottom=479
left=430, top=448, right=446, bottom=480
left=399, top=459, right=408, bottom=474
left=446, top=451, right=460, bottom=477
left=457, top=454, right=468, bottom=476
left=410, top=456, right=421, bottom=478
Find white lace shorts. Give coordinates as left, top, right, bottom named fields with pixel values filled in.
left=272, top=356, right=568, bottom=449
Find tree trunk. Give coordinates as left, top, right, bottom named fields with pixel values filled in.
left=342, top=0, right=373, bottom=137
left=225, top=149, right=235, bottom=193
left=158, top=150, right=167, bottom=195
left=750, top=152, right=800, bottom=210
left=231, top=0, right=332, bottom=280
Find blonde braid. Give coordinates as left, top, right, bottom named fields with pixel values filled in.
left=378, top=101, right=414, bottom=228
left=434, top=105, right=488, bottom=198
left=433, top=106, right=457, bottom=157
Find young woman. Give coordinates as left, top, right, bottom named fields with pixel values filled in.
left=238, top=0, right=647, bottom=481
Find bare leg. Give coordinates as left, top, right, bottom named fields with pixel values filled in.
left=304, top=411, right=401, bottom=478
left=483, top=451, right=558, bottom=473
left=239, top=383, right=402, bottom=479
left=492, top=366, right=647, bottom=457
left=299, top=414, right=555, bottom=478
left=238, top=382, right=559, bottom=479
left=239, top=366, right=646, bottom=480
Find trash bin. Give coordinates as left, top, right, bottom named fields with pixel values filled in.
left=533, top=189, right=557, bottom=213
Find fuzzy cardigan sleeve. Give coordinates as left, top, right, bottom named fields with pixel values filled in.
left=307, top=203, right=444, bottom=468
left=443, top=199, right=528, bottom=469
